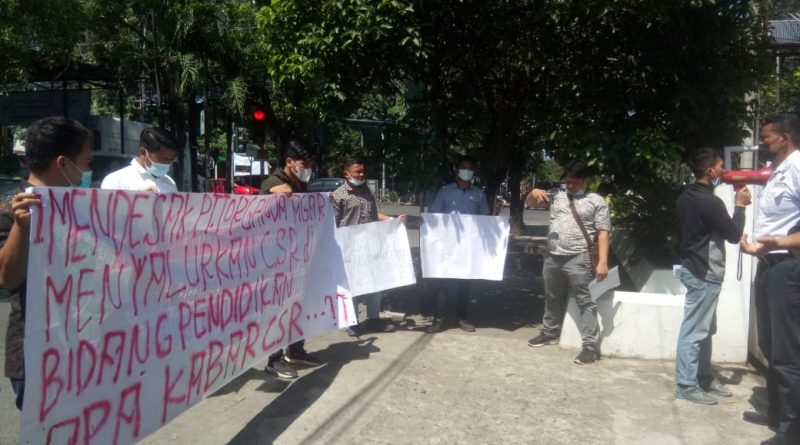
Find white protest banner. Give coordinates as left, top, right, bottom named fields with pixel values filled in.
left=21, top=188, right=355, bottom=445
left=420, top=213, right=510, bottom=281
left=334, top=218, right=416, bottom=297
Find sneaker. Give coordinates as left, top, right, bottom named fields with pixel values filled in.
left=427, top=318, right=446, bottom=334
left=366, top=318, right=396, bottom=333
left=574, top=348, right=597, bottom=365
left=284, top=349, right=323, bottom=367
left=761, top=433, right=786, bottom=445
left=700, top=377, right=732, bottom=397
left=264, top=358, right=298, bottom=379
left=527, top=333, right=559, bottom=348
left=457, top=319, right=476, bottom=332
left=674, top=385, right=717, bottom=405
left=346, top=326, right=361, bottom=337
left=743, top=411, right=770, bottom=426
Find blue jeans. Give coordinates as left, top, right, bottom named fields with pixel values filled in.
left=675, top=268, right=721, bottom=387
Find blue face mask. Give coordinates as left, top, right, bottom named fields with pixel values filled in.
left=63, top=158, right=93, bottom=188
left=147, top=152, right=172, bottom=178
left=79, top=170, right=93, bottom=188
left=567, top=189, right=586, bottom=198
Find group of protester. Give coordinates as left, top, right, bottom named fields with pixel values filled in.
left=0, top=115, right=797, bottom=444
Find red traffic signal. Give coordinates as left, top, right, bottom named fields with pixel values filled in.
left=253, top=109, right=266, bottom=121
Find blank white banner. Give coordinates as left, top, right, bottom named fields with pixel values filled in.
left=335, top=218, right=417, bottom=297
left=420, top=213, right=510, bottom=281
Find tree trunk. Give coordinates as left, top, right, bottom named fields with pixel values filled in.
left=507, top=154, right=525, bottom=236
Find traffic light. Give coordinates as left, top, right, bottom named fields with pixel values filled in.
left=251, top=107, right=266, bottom=145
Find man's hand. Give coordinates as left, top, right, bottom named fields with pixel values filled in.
left=525, top=188, right=549, bottom=207
left=734, top=186, right=752, bottom=207
left=740, top=234, right=774, bottom=256
left=11, top=192, right=41, bottom=230
left=269, top=183, right=293, bottom=195
left=595, top=261, right=608, bottom=281
left=398, top=214, right=408, bottom=224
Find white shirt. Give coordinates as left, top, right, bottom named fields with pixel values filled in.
left=754, top=149, right=800, bottom=239
left=100, top=159, right=178, bottom=193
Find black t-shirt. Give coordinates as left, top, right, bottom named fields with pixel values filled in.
left=259, top=168, right=306, bottom=194
left=677, top=182, right=745, bottom=282
left=0, top=181, right=29, bottom=380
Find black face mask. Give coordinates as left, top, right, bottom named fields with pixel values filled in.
left=758, top=143, right=774, bottom=163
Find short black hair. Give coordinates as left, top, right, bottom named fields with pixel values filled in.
left=285, top=139, right=317, bottom=162
left=140, top=127, right=178, bottom=153
left=686, top=147, right=720, bottom=178
left=25, top=116, right=92, bottom=173
left=343, top=156, right=365, bottom=170
left=457, top=155, right=477, bottom=167
left=762, top=113, right=800, bottom=143
left=563, top=159, right=592, bottom=178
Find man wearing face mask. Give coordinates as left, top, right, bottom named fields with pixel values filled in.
left=101, top=127, right=179, bottom=193
left=738, top=113, right=800, bottom=444
left=331, top=156, right=406, bottom=336
left=0, top=116, right=93, bottom=410
left=427, top=155, right=491, bottom=333
left=671, top=148, right=751, bottom=405
left=527, top=160, right=610, bottom=365
left=260, top=140, right=324, bottom=379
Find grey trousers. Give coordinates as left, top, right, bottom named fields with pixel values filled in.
left=541, top=252, right=599, bottom=349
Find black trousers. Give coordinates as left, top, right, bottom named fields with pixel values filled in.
left=764, top=260, right=800, bottom=435
left=433, top=278, right=470, bottom=320
left=755, top=259, right=781, bottom=428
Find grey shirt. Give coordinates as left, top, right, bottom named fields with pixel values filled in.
left=429, top=183, right=491, bottom=215
left=547, top=191, right=610, bottom=255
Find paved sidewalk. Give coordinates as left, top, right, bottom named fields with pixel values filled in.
left=134, top=321, right=769, bottom=445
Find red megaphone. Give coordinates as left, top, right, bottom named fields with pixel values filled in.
left=722, top=167, right=772, bottom=191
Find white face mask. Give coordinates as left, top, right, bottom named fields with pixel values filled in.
left=458, top=169, right=474, bottom=182
left=348, top=177, right=365, bottom=187
left=293, top=166, right=313, bottom=183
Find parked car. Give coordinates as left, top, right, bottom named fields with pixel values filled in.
left=307, top=177, right=345, bottom=193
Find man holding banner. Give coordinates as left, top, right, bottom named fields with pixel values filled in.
left=526, top=160, right=610, bottom=365
left=0, top=117, right=94, bottom=409
left=426, top=155, right=491, bottom=333
left=101, top=127, right=179, bottom=192
left=260, top=140, right=324, bottom=379
left=332, top=157, right=403, bottom=336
